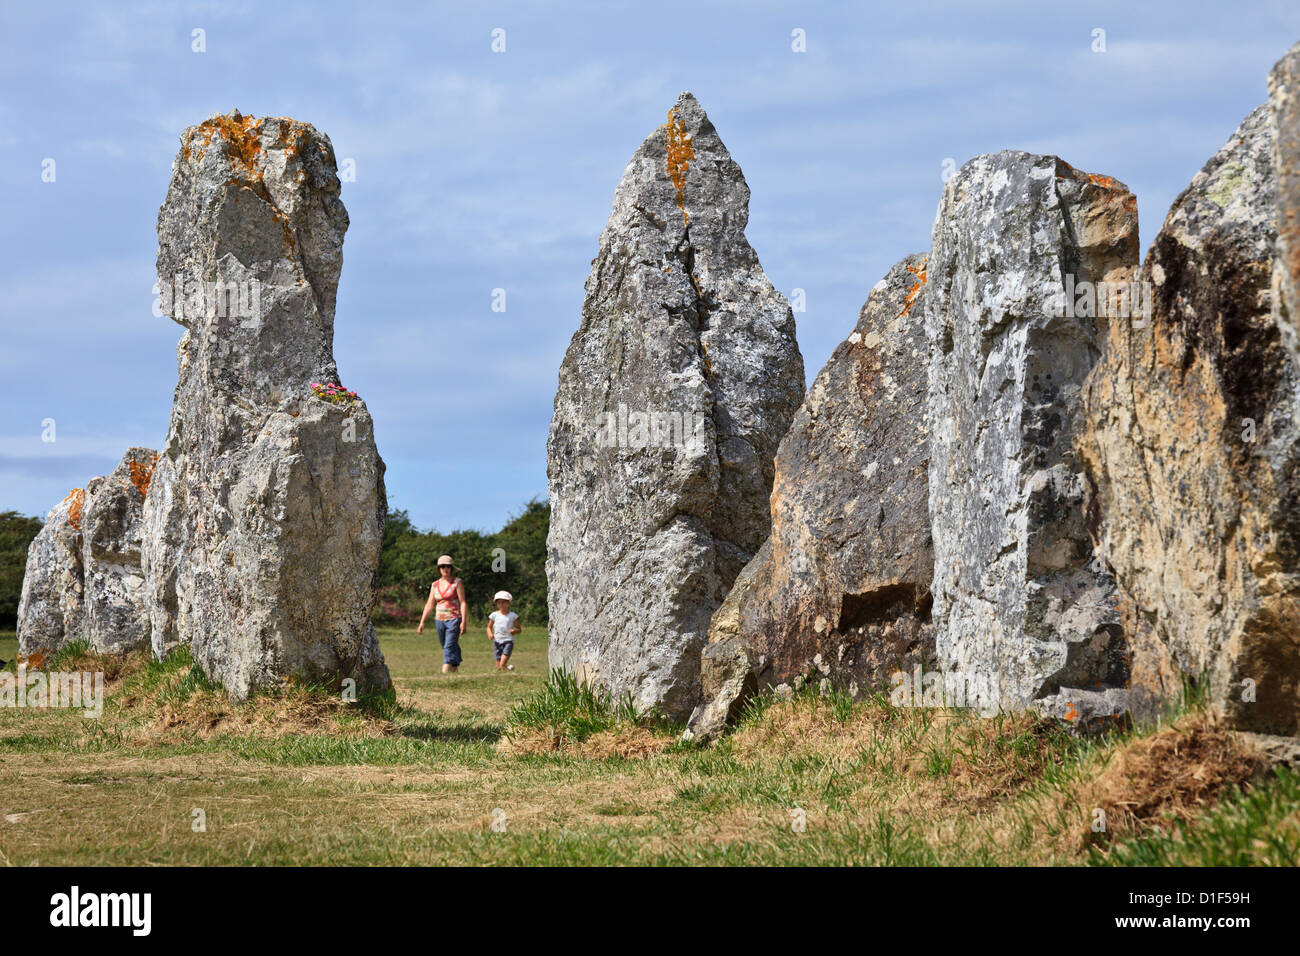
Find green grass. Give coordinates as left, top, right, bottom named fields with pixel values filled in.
left=507, top=668, right=652, bottom=742
left=0, top=623, right=1294, bottom=865
left=1093, top=767, right=1300, bottom=866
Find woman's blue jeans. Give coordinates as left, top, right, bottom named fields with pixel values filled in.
left=435, top=618, right=463, bottom=666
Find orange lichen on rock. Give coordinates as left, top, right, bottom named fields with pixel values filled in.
left=665, top=107, right=694, bottom=224
left=1057, top=161, right=1118, bottom=190
left=18, top=650, right=49, bottom=671
left=897, top=258, right=928, bottom=318
left=1057, top=162, right=1135, bottom=210
left=198, top=113, right=297, bottom=254
left=1083, top=171, right=1137, bottom=211
left=186, top=110, right=264, bottom=175
left=62, top=488, right=85, bottom=531
left=125, top=453, right=162, bottom=501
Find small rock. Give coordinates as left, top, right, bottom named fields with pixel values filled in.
left=81, top=448, right=158, bottom=653
left=17, top=489, right=88, bottom=658
left=1032, top=688, right=1131, bottom=735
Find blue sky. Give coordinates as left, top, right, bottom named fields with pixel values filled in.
left=2, top=1, right=1297, bottom=533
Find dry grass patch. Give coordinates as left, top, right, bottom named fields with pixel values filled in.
left=709, top=692, right=1283, bottom=864
left=48, top=647, right=147, bottom=685
left=140, top=687, right=396, bottom=743
left=104, top=653, right=397, bottom=744
left=400, top=684, right=508, bottom=722
left=731, top=693, right=1064, bottom=808
left=724, top=696, right=1280, bottom=865
left=1067, top=713, right=1263, bottom=847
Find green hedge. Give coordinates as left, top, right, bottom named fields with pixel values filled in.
left=375, top=499, right=549, bottom=628
left=0, top=511, right=44, bottom=629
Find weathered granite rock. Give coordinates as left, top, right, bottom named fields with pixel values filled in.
left=18, top=448, right=159, bottom=658
left=685, top=620, right=761, bottom=741
left=1272, top=42, right=1300, bottom=343
left=1081, top=91, right=1300, bottom=733
left=140, top=453, right=185, bottom=660
left=926, top=152, right=1140, bottom=712
left=143, top=111, right=390, bottom=699
left=547, top=92, right=804, bottom=720
left=16, top=489, right=87, bottom=659
left=81, top=447, right=158, bottom=653
left=685, top=254, right=936, bottom=740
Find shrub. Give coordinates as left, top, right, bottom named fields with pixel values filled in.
left=373, top=499, right=549, bottom=626
left=0, top=510, right=43, bottom=628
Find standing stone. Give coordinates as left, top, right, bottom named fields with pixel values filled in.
left=686, top=254, right=935, bottom=740
left=1081, top=82, right=1300, bottom=733
left=16, top=489, right=87, bottom=659
left=143, top=111, right=390, bottom=699
left=81, top=447, right=158, bottom=653
left=18, top=448, right=159, bottom=658
left=926, top=152, right=1139, bottom=712
left=547, top=93, right=804, bottom=720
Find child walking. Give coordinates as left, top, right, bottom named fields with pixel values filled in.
left=487, top=591, right=521, bottom=671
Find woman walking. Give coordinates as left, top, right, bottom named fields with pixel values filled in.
left=417, top=555, right=468, bottom=673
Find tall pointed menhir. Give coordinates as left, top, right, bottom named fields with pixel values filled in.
left=142, top=111, right=390, bottom=699
left=547, top=93, right=804, bottom=720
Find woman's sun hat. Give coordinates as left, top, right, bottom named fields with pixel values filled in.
left=494, top=591, right=513, bottom=602
left=437, top=554, right=454, bottom=567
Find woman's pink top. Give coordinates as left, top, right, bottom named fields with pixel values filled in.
left=434, top=578, right=462, bottom=620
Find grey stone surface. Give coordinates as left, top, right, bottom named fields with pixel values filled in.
left=685, top=254, right=936, bottom=740
left=547, top=92, right=804, bottom=721
left=1031, top=687, right=1131, bottom=735
left=19, top=448, right=159, bottom=658
left=16, top=489, right=87, bottom=659
left=1236, top=731, right=1300, bottom=769
left=81, top=447, right=158, bottom=653
left=925, top=151, right=1140, bottom=712
left=143, top=111, right=390, bottom=699
left=140, top=453, right=185, bottom=660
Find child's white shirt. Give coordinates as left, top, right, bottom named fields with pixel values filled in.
left=489, top=611, right=518, bottom=642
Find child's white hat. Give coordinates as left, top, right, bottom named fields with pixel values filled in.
left=494, top=591, right=513, bottom=602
